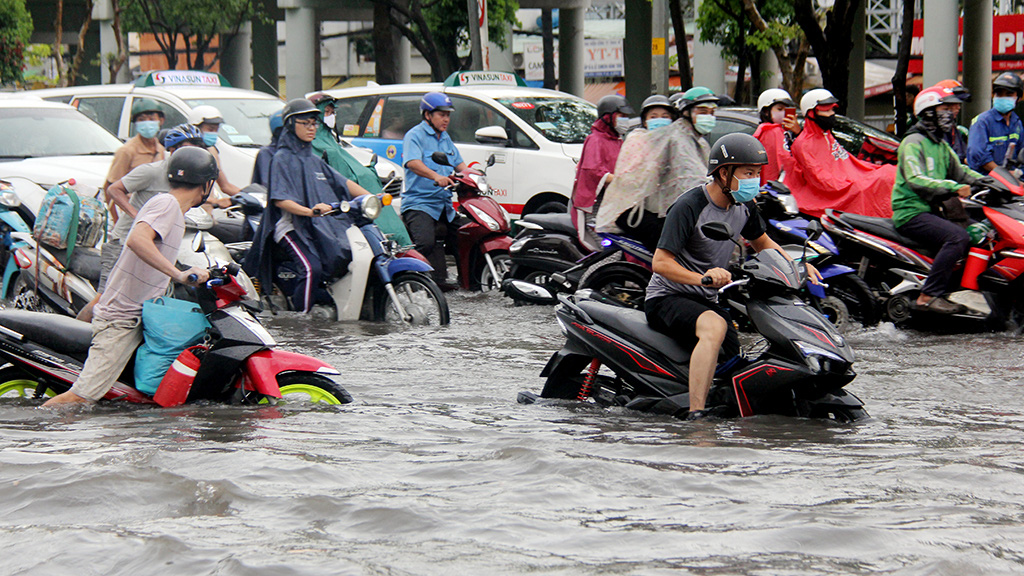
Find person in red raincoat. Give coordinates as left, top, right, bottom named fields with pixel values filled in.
left=752, top=88, right=802, bottom=185
left=788, top=89, right=896, bottom=218
left=571, top=94, right=633, bottom=250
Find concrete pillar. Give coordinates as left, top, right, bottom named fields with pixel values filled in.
left=93, top=0, right=129, bottom=84
left=251, top=0, right=279, bottom=96
left=846, top=0, right=866, bottom=121
left=397, top=35, right=411, bottom=82
left=761, top=50, right=780, bottom=90
left=651, top=0, right=669, bottom=94
left=962, top=0, right=993, bottom=121
left=624, top=0, right=652, bottom=111
left=692, top=0, right=725, bottom=94
left=488, top=28, right=515, bottom=74
left=285, top=6, right=316, bottom=98
left=220, top=23, right=253, bottom=89
left=558, top=7, right=585, bottom=97
left=922, top=0, right=959, bottom=88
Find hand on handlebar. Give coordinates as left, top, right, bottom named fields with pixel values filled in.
left=701, top=267, right=731, bottom=288
left=805, top=262, right=823, bottom=285
left=957, top=185, right=972, bottom=198
left=434, top=175, right=454, bottom=188
left=180, top=267, right=210, bottom=286
left=311, top=202, right=333, bottom=216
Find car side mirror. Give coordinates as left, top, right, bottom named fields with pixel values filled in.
left=700, top=221, right=734, bottom=242
left=475, top=125, right=509, bottom=146
left=431, top=151, right=451, bottom=166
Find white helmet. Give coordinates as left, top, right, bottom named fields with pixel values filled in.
left=188, top=105, right=224, bottom=126
left=914, top=85, right=961, bottom=116
left=757, top=88, right=795, bottom=112
left=800, top=89, right=839, bottom=116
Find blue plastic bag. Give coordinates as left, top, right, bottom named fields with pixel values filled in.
left=134, top=297, right=211, bottom=395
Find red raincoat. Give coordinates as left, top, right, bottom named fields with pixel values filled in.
left=753, top=122, right=794, bottom=185
left=572, top=118, right=622, bottom=211
left=789, top=120, right=896, bottom=218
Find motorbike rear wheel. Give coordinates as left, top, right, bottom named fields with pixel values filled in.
left=821, top=274, right=878, bottom=329
left=0, top=367, right=56, bottom=399
left=270, top=373, right=353, bottom=405
left=11, top=275, right=58, bottom=315
left=580, top=262, right=651, bottom=310
left=374, top=271, right=451, bottom=325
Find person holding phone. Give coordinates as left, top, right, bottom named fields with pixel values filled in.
left=752, top=89, right=801, bottom=185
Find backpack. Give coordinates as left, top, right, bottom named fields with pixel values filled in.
left=32, top=182, right=107, bottom=261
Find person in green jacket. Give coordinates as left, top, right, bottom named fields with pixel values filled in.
left=892, top=86, right=986, bottom=314
left=308, top=93, right=412, bottom=246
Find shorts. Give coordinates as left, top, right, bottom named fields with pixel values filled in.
left=645, top=293, right=739, bottom=359
left=98, top=239, right=123, bottom=292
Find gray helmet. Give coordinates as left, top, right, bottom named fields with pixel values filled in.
left=707, top=133, right=768, bottom=176
left=282, top=98, right=320, bottom=123
left=640, top=94, right=677, bottom=125
left=993, top=72, right=1023, bottom=97
left=167, top=147, right=220, bottom=185
left=597, top=94, right=635, bottom=118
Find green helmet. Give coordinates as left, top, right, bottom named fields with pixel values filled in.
left=676, top=87, right=720, bottom=112
left=131, top=98, right=165, bottom=121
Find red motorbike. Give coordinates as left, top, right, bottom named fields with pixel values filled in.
left=0, top=263, right=352, bottom=405
left=431, top=151, right=513, bottom=290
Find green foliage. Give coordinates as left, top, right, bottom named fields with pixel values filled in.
left=23, top=44, right=60, bottom=87
left=122, top=0, right=258, bottom=38
left=0, top=0, right=33, bottom=83
left=423, top=0, right=521, bottom=52
left=696, top=0, right=801, bottom=59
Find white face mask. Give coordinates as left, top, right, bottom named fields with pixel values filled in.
left=324, top=114, right=336, bottom=129
left=770, top=109, right=786, bottom=125
left=614, top=117, right=631, bottom=136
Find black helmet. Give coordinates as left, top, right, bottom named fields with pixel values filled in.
left=640, top=94, right=677, bottom=124
left=707, top=133, right=768, bottom=176
left=282, top=98, right=320, bottom=123
left=993, top=72, right=1023, bottom=97
left=597, top=95, right=635, bottom=118
left=167, top=147, right=219, bottom=186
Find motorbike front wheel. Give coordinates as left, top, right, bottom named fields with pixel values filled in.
left=269, top=373, right=353, bottom=405
left=374, top=271, right=451, bottom=326
left=477, top=251, right=511, bottom=292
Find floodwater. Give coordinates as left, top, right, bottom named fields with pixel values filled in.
left=1, top=292, right=1023, bottom=575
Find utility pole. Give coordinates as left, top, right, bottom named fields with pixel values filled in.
left=467, top=0, right=484, bottom=69
left=652, top=0, right=669, bottom=94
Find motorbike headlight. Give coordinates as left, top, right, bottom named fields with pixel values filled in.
left=498, top=203, right=511, bottom=228
left=467, top=204, right=501, bottom=232
left=476, top=175, right=489, bottom=194
left=795, top=341, right=847, bottom=374
left=360, top=194, right=382, bottom=220
left=0, top=191, right=21, bottom=208
left=780, top=194, right=800, bottom=216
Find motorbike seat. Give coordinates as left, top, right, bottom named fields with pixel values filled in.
left=577, top=300, right=692, bottom=364
left=0, top=309, right=94, bottom=355
left=836, top=213, right=935, bottom=257
left=522, top=213, right=577, bottom=236
left=47, top=244, right=102, bottom=284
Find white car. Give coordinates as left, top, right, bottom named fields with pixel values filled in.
left=320, top=72, right=596, bottom=217
left=30, top=71, right=403, bottom=194
left=0, top=96, right=124, bottom=217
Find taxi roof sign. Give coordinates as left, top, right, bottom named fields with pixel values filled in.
left=443, top=71, right=527, bottom=88
left=135, top=70, right=232, bottom=88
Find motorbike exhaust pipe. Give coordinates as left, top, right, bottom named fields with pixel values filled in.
left=501, top=278, right=557, bottom=305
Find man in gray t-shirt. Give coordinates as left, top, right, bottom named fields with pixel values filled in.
left=644, top=134, right=819, bottom=420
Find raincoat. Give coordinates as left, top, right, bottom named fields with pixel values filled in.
left=788, top=119, right=896, bottom=218
left=310, top=108, right=412, bottom=246
left=243, top=127, right=356, bottom=294
left=753, top=122, right=794, bottom=185
left=251, top=132, right=278, bottom=187
left=596, top=118, right=709, bottom=233
left=572, top=117, right=622, bottom=213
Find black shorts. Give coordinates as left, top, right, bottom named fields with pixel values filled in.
left=645, top=293, right=739, bottom=358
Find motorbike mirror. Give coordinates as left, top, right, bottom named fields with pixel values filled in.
left=431, top=151, right=452, bottom=166
left=191, top=232, right=205, bottom=254
left=805, top=220, right=824, bottom=241
left=767, top=180, right=791, bottom=195
left=701, top=221, right=735, bottom=242
left=475, top=126, right=509, bottom=146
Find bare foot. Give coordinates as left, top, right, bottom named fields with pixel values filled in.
left=916, top=294, right=933, bottom=307
left=42, top=391, right=91, bottom=407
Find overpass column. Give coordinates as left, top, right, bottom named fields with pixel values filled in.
left=846, top=0, right=866, bottom=121
left=221, top=23, right=253, bottom=89
left=285, top=4, right=317, bottom=98
left=922, top=0, right=959, bottom=87
left=962, top=0, right=993, bottom=121
left=692, top=0, right=725, bottom=94
left=558, top=7, right=585, bottom=97
left=624, top=0, right=652, bottom=111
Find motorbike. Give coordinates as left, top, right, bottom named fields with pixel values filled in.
left=0, top=262, right=352, bottom=405
left=429, top=151, right=513, bottom=291
left=821, top=171, right=1024, bottom=327
left=518, top=221, right=866, bottom=422
left=505, top=211, right=592, bottom=290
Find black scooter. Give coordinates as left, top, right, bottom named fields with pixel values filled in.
left=518, top=221, right=866, bottom=422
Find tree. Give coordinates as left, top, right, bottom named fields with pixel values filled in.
left=740, top=0, right=808, bottom=99
left=793, top=0, right=863, bottom=114
left=891, top=0, right=915, bottom=136
left=369, top=0, right=519, bottom=81
left=668, top=0, right=692, bottom=91
left=122, top=0, right=259, bottom=70
left=0, top=0, right=31, bottom=84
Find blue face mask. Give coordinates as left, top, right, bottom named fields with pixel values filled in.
left=993, top=96, right=1017, bottom=114
left=135, top=120, right=160, bottom=139
left=731, top=176, right=760, bottom=203
left=202, top=132, right=219, bottom=147
left=694, top=114, right=716, bottom=135
left=646, top=118, right=672, bottom=131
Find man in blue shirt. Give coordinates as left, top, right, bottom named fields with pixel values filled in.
left=401, top=92, right=468, bottom=289
left=967, top=72, right=1023, bottom=173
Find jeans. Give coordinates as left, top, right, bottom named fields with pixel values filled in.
left=896, top=212, right=970, bottom=297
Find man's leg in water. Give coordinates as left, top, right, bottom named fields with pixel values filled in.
left=688, top=310, right=729, bottom=412
left=43, top=317, right=143, bottom=406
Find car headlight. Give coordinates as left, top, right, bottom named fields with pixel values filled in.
left=360, top=194, right=382, bottom=220
left=467, top=204, right=501, bottom=232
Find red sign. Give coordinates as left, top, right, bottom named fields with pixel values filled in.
left=909, top=14, right=1024, bottom=74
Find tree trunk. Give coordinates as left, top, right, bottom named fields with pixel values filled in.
left=794, top=0, right=862, bottom=115
left=107, top=0, right=128, bottom=83
left=67, top=0, right=95, bottom=85
left=734, top=23, right=748, bottom=102
left=541, top=9, right=556, bottom=90
left=892, top=0, right=915, bottom=136
left=669, top=0, right=691, bottom=90
left=54, top=0, right=65, bottom=87
left=373, top=2, right=399, bottom=84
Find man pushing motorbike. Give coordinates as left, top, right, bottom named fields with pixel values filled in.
left=644, top=134, right=820, bottom=420
left=43, top=148, right=218, bottom=406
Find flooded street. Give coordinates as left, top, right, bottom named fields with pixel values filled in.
left=1, top=292, right=1023, bottom=575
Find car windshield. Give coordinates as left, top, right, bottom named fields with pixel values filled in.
left=0, top=107, right=122, bottom=158
left=496, top=97, right=596, bottom=144
left=185, top=98, right=284, bottom=147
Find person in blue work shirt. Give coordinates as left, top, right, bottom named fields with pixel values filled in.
left=401, top=92, right=468, bottom=289
left=967, top=72, right=1023, bottom=174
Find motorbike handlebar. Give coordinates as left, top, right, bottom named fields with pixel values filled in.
left=701, top=275, right=713, bottom=286
left=188, top=263, right=241, bottom=286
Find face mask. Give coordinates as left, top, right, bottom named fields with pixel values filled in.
left=646, top=118, right=672, bottom=131
left=194, top=182, right=213, bottom=207
left=136, top=120, right=160, bottom=139
left=812, top=114, right=837, bottom=132
left=615, top=117, right=631, bottom=135
left=770, top=109, right=787, bottom=125
left=937, top=110, right=958, bottom=133
left=993, top=96, right=1017, bottom=114
left=694, top=114, right=716, bottom=135
left=202, top=132, right=219, bottom=147
left=324, top=114, right=336, bottom=129
left=730, top=176, right=760, bottom=204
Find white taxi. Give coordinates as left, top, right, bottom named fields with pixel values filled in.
left=320, top=71, right=596, bottom=217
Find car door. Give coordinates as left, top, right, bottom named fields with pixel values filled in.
left=445, top=95, right=515, bottom=205
left=351, top=94, right=422, bottom=166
